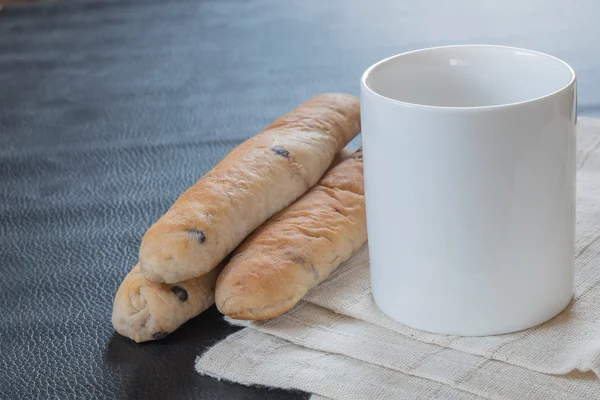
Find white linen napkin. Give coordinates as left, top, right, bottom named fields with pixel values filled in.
left=197, top=118, right=600, bottom=399
left=198, top=302, right=600, bottom=399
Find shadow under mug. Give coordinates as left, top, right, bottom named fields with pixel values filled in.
left=361, top=45, right=576, bottom=336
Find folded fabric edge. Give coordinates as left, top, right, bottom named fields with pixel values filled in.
left=195, top=328, right=480, bottom=400
left=243, top=301, right=600, bottom=399
left=224, top=316, right=251, bottom=328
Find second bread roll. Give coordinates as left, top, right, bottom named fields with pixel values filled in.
left=216, top=149, right=366, bottom=320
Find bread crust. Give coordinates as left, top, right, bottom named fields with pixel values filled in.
left=139, top=94, right=361, bottom=284
left=215, top=149, right=366, bottom=320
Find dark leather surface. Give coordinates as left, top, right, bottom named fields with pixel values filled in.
left=0, top=0, right=599, bottom=399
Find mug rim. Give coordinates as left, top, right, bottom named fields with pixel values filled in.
left=361, top=44, right=576, bottom=111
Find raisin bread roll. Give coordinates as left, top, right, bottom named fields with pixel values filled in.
left=139, top=94, right=361, bottom=284
left=112, top=148, right=353, bottom=341
left=216, top=149, right=366, bottom=320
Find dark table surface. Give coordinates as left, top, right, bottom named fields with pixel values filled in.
left=1, top=0, right=599, bottom=399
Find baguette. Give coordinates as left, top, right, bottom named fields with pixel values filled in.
left=139, top=93, right=361, bottom=284
left=215, top=149, right=366, bottom=320
left=111, top=264, right=220, bottom=342
left=112, top=148, right=352, bottom=341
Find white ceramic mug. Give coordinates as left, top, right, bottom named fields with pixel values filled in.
left=361, top=45, right=577, bottom=336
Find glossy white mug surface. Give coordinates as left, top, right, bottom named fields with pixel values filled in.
left=361, top=45, right=576, bottom=336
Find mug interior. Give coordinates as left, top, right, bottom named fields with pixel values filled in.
left=363, top=45, right=575, bottom=108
